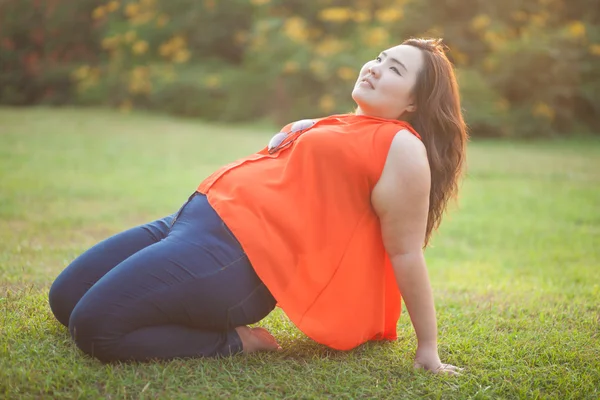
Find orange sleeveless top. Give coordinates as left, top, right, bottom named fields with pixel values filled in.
left=197, top=113, right=421, bottom=350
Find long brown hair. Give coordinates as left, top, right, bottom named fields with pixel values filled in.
left=402, top=38, right=468, bottom=247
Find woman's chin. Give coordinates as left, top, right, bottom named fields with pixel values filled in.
left=351, top=94, right=369, bottom=113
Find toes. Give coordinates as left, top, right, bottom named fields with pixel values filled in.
left=251, top=327, right=281, bottom=350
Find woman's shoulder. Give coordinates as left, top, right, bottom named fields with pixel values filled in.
left=372, top=129, right=430, bottom=209
left=386, top=129, right=428, bottom=170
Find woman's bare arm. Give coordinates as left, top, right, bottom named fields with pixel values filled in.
left=372, top=130, right=461, bottom=375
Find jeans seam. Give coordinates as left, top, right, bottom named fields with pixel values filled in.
left=217, top=254, right=246, bottom=272
left=169, top=192, right=197, bottom=229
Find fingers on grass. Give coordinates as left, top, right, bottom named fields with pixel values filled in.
left=437, top=364, right=463, bottom=376
left=414, top=362, right=463, bottom=376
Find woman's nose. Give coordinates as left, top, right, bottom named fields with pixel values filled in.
left=369, top=64, right=380, bottom=77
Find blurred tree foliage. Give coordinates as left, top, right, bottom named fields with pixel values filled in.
left=1, top=0, right=599, bottom=136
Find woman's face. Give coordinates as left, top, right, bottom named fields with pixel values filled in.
left=352, top=44, right=424, bottom=120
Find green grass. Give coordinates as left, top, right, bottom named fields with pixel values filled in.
left=1, top=107, right=599, bottom=399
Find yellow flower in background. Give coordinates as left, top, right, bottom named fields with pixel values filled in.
left=131, top=12, right=155, bottom=25
left=283, top=61, right=300, bottom=74
left=483, top=31, right=505, bottom=50
left=125, top=3, right=140, bottom=17
left=470, top=14, right=491, bottom=31
left=128, top=81, right=151, bottom=95
left=375, top=8, right=403, bottom=24
left=132, top=40, right=149, bottom=55
left=318, top=7, right=353, bottom=23
left=532, top=102, right=555, bottom=120
left=530, top=13, right=547, bottom=28
left=204, top=74, right=221, bottom=88
left=250, top=0, right=270, bottom=5
left=589, top=44, right=600, bottom=56
left=452, top=50, right=469, bottom=65
left=160, top=35, right=187, bottom=57
left=337, top=67, right=356, bottom=81
left=71, top=65, right=90, bottom=81
left=156, top=14, right=170, bottom=27
left=128, top=67, right=152, bottom=94
left=171, top=35, right=186, bottom=48
left=353, top=10, right=370, bottom=23
left=319, top=95, right=335, bottom=112
left=92, top=6, right=106, bottom=20
left=131, top=66, right=149, bottom=78
left=364, top=27, right=389, bottom=47
left=101, top=36, right=121, bottom=50
left=566, top=21, right=586, bottom=39
left=106, top=1, right=120, bottom=12
left=315, top=38, right=346, bottom=56
left=124, top=31, right=137, bottom=43
left=76, top=67, right=100, bottom=92
left=511, top=10, right=527, bottom=22
left=283, top=17, right=309, bottom=43
left=173, top=49, right=191, bottom=63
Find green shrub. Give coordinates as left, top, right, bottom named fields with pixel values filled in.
left=2, top=0, right=599, bottom=136
left=0, top=0, right=103, bottom=105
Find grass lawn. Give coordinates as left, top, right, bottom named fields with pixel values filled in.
left=1, top=107, right=599, bottom=399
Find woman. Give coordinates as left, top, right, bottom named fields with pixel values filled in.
left=49, top=38, right=467, bottom=375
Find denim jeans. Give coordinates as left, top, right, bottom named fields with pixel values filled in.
left=49, top=193, right=276, bottom=362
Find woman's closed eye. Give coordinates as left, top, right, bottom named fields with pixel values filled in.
left=375, top=56, right=402, bottom=75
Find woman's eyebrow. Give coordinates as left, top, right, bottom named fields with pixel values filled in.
left=381, top=51, right=408, bottom=72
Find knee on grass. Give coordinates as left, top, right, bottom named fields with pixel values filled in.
left=48, top=274, right=82, bottom=328
left=68, top=302, right=122, bottom=363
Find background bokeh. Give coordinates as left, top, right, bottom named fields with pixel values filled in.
left=1, top=0, right=599, bottom=137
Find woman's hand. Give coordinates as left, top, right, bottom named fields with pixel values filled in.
left=414, top=344, right=463, bottom=376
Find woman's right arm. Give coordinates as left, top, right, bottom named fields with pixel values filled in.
left=371, top=130, right=461, bottom=375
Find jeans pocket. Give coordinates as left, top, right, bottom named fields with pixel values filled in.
left=227, top=283, right=276, bottom=328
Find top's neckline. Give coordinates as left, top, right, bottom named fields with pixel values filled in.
left=323, top=113, right=411, bottom=125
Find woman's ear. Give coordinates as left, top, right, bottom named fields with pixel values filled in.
left=398, top=104, right=417, bottom=120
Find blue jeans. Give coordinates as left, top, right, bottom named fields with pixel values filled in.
left=48, top=193, right=276, bottom=362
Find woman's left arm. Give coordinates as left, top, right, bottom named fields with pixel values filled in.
left=372, top=130, right=461, bottom=375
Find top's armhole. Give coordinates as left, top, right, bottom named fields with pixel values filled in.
left=370, top=121, right=421, bottom=185
left=396, top=121, right=421, bottom=141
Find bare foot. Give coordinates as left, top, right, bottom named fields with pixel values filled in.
left=235, top=326, right=282, bottom=353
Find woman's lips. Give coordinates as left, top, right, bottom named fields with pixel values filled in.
left=360, top=77, right=374, bottom=89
